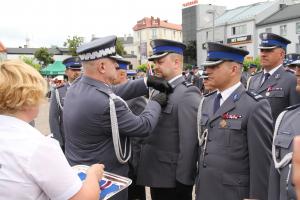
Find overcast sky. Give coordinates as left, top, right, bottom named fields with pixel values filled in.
left=1, top=0, right=267, bottom=47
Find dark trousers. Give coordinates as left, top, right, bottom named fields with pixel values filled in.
left=150, top=181, right=193, bottom=200
left=128, top=183, right=145, bottom=200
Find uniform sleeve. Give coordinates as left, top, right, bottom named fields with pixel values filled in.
left=247, top=99, right=273, bottom=200
left=112, top=79, right=148, bottom=100
left=176, top=87, right=202, bottom=185
left=127, top=97, right=147, bottom=116
left=49, top=89, right=63, bottom=145
left=28, top=138, right=82, bottom=200
left=101, top=99, right=161, bottom=137
left=268, top=161, right=280, bottom=200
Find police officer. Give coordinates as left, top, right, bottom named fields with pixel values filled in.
left=186, top=66, right=204, bottom=91
left=196, top=42, right=273, bottom=200
left=63, top=36, right=172, bottom=200
left=112, top=55, right=147, bottom=200
left=247, top=32, right=300, bottom=121
left=285, top=53, right=300, bottom=73
left=268, top=57, right=300, bottom=200
left=241, top=63, right=257, bottom=87
left=49, top=56, right=81, bottom=151
left=137, top=39, right=202, bottom=200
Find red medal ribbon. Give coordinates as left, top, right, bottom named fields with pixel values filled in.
left=222, top=113, right=242, bottom=119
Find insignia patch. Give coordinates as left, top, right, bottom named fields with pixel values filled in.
left=263, top=33, right=268, bottom=40
left=232, top=93, right=240, bottom=102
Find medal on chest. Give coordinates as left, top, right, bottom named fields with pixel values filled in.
left=220, top=119, right=227, bottom=128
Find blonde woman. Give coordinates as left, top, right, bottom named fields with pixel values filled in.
left=0, top=60, right=104, bottom=200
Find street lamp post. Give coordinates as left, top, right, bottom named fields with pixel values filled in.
left=207, top=9, right=216, bottom=42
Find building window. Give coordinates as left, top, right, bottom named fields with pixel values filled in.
left=296, top=43, right=300, bottom=53
left=173, top=31, right=176, bottom=38
left=131, top=51, right=134, bottom=55
left=265, top=27, right=272, bottom=33
left=280, top=25, right=287, bottom=36
left=152, top=29, right=157, bottom=39
left=296, top=22, right=300, bottom=34
left=206, top=30, right=212, bottom=41
left=232, top=24, right=247, bottom=35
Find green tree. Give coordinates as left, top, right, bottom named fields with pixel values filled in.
left=243, top=56, right=261, bottom=72
left=20, top=56, right=41, bottom=71
left=34, top=48, right=54, bottom=67
left=116, top=38, right=127, bottom=56
left=64, top=36, right=84, bottom=56
left=136, top=63, right=148, bottom=72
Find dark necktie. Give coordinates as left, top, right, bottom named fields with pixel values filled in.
left=261, top=72, right=270, bottom=86
left=213, top=93, right=222, bottom=113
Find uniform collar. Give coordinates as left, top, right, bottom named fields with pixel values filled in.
left=168, top=74, right=183, bottom=84
left=264, top=64, right=282, bottom=76
left=218, top=82, right=242, bottom=105
left=81, top=75, right=109, bottom=88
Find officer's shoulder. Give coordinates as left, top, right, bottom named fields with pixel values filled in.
left=285, top=103, right=300, bottom=111
left=55, top=84, right=65, bottom=89
left=182, top=80, right=193, bottom=87
left=245, top=91, right=264, bottom=101
left=204, top=90, right=217, bottom=97
left=284, top=68, right=295, bottom=74
left=252, top=70, right=263, bottom=77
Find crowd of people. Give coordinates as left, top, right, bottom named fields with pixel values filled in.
left=1, top=31, right=300, bottom=200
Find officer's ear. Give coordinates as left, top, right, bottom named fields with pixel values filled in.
left=230, top=62, right=242, bottom=74
left=96, top=60, right=106, bottom=74
left=280, top=48, right=286, bottom=60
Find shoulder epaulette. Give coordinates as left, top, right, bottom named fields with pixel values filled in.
left=204, top=90, right=217, bottom=97
left=246, top=91, right=264, bottom=101
left=182, top=81, right=193, bottom=87
left=285, top=68, right=295, bottom=74
left=285, top=103, right=300, bottom=111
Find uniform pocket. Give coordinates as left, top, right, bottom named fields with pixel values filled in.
left=219, top=120, right=242, bottom=130
left=157, top=151, right=178, bottom=164
left=268, top=90, right=284, bottom=97
left=274, top=134, right=293, bottom=149
left=222, top=173, right=249, bottom=186
left=222, top=173, right=249, bottom=200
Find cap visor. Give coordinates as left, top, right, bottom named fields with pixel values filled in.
left=291, top=60, right=300, bottom=65
left=148, top=52, right=169, bottom=61
left=201, top=60, right=223, bottom=67
left=258, top=45, right=277, bottom=50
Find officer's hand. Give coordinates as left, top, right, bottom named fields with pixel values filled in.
left=87, top=164, right=105, bottom=181
left=147, top=75, right=173, bottom=94
left=151, top=92, right=168, bottom=107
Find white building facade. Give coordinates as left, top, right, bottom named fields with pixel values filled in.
left=196, top=0, right=300, bottom=67
left=133, top=17, right=182, bottom=64
left=257, top=3, right=300, bottom=53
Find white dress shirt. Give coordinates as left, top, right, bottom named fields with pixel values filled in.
left=0, top=115, right=82, bottom=200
